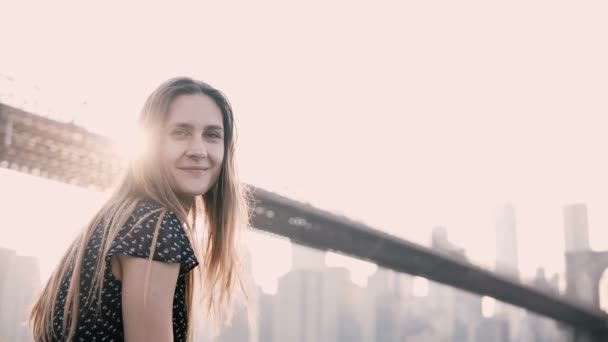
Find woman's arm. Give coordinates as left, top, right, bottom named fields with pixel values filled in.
left=118, top=254, right=180, bottom=342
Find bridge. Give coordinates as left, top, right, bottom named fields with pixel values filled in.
left=1, top=102, right=607, bottom=341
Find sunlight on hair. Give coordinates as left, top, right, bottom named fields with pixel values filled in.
left=110, top=122, right=145, bottom=163
left=482, top=296, right=496, bottom=318
left=412, top=276, right=429, bottom=297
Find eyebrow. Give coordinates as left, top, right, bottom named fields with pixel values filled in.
left=170, top=123, right=224, bottom=131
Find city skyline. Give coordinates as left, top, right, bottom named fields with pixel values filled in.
left=0, top=238, right=578, bottom=342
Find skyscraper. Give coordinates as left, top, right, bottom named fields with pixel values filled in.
left=368, top=268, right=400, bottom=342
left=494, top=203, right=523, bottom=340
left=563, top=203, right=590, bottom=252
left=428, top=227, right=482, bottom=341
left=0, top=248, right=40, bottom=342
left=270, top=242, right=374, bottom=342
left=212, top=245, right=257, bottom=342
left=475, top=316, right=510, bottom=342
left=271, top=268, right=334, bottom=342
left=495, top=202, right=519, bottom=278
left=256, top=288, right=275, bottom=342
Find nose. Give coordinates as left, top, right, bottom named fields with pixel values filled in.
left=186, top=137, right=208, bottom=159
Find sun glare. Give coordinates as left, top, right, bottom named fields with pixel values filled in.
left=109, top=122, right=144, bottom=164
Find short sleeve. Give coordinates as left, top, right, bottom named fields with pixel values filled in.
left=106, top=201, right=199, bottom=274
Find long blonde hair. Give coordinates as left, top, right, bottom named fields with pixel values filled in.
left=28, top=77, right=252, bottom=341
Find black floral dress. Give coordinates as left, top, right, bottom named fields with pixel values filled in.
left=49, top=200, right=199, bottom=341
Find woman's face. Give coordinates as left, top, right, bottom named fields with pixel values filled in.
left=161, top=93, right=225, bottom=199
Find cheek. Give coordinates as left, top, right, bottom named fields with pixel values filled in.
left=211, top=145, right=225, bottom=165
left=210, top=148, right=225, bottom=180
left=161, top=142, right=182, bottom=165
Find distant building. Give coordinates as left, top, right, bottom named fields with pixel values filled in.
left=214, top=302, right=252, bottom=342
left=515, top=269, right=570, bottom=342
left=431, top=226, right=466, bottom=261
left=562, top=204, right=596, bottom=305
left=563, top=204, right=590, bottom=252
left=475, top=315, right=510, bottom=342
left=271, top=268, right=334, bottom=341
left=217, top=245, right=257, bottom=342
left=257, top=290, right=275, bottom=342
left=494, top=203, right=523, bottom=339
left=0, top=247, right=41, bottom=342
left=518, top=311, right=569, bottom=342
left=495, top=202, right=519, bottom=278
left=269, top=241, right=375, bottom=342
left=368, top=268, right=401, bottom=342
left=428, top=227, right=482, bottom=341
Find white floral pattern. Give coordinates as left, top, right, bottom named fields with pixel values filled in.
left=49, top=201, right=199, bottom=341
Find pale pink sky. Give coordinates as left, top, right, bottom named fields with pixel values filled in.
left=1, top=1, right=608, bottom=283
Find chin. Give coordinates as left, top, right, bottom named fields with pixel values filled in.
left=183, top=186, right=212, bottom=197
left=174, top=179, right=216, bottom=197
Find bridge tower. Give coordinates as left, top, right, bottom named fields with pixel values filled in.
left=564, top=204, right=608, bottom=310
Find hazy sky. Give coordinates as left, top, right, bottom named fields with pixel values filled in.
left=1, top=1, right=608, bottom=283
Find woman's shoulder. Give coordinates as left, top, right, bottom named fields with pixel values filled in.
left=107, top=199, right=199, bottom=273
left=132, top=199, right=168, bottom=217
left=114, top=201, right=191, bottom=247
left=128, top=199, right=183, bottom=227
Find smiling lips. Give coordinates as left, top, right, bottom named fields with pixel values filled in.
left=179, top=167, right=209, bottom=174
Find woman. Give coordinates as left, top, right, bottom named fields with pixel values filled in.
left=28, top=77, right=251, bottom=341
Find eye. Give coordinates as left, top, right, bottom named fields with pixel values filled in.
left=172, top=129, right=191, bottom=137
left=206, top=131, right=223, bottom=139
